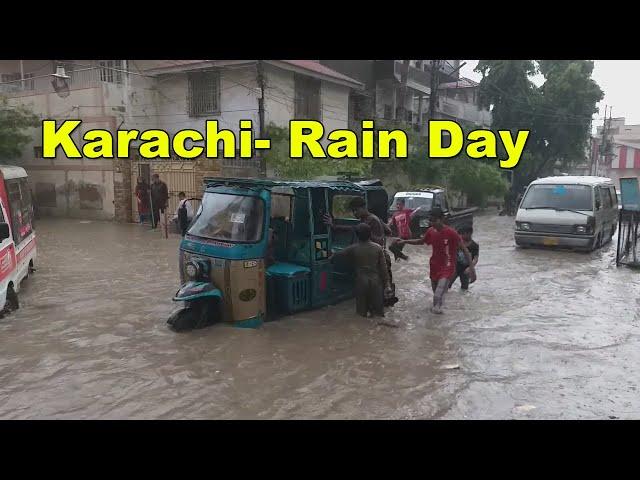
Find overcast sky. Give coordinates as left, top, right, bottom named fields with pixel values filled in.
left=460, top=60, right=640, bottom=131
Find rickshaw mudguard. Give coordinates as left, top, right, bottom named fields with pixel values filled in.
left=173, top=281, right=223, bottom=302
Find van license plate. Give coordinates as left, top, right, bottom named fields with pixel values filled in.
left=543, top=238, right=559, bottom=246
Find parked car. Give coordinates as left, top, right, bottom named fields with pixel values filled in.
left=514, top=176, right=618, bottom=251
left=388, top=187, right=476, bottom=238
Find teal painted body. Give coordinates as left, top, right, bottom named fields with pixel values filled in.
left=171, top=177, right=390, bottom=329
left=173, top=281, right=223, bottom=302
left=233, top=315, right=264, bottom=329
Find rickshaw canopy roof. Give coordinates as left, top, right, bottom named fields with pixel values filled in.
left=203, top=177, right=380, bottom=193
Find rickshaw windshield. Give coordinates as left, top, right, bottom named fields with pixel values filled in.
left=187, top=192, right=265, bottom=243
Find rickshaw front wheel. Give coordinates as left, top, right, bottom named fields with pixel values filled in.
left=167, top=299, right=219, bottom=332
left=191, top=299, right=219, bottom=329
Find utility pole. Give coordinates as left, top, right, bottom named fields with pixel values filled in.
left=427, top=60, right=467, bottom=122
left=598, top=105, right=611, bottom=176
left=428, top=60, right=441, bottom=121
left=257, top=60, right=266, bottom=177
left=19, top=60, right=25, bottom=90
left=397, top=60, right=410, bottom=125
left=588, top=117, right=595, bottom=175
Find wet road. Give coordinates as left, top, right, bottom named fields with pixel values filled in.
left=1, top=214, right=639, bottom=419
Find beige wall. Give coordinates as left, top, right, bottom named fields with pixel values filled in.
left=1, top=61, right=123, bottom=220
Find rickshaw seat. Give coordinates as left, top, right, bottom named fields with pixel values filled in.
left=266, top=262, right=311, bottom=278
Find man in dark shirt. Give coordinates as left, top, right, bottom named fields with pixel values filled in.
left=330, top=223, right=391, bottom=317
left=150, top=173, right=169, bottom=229
left=323, top=197, right=396, bottom=305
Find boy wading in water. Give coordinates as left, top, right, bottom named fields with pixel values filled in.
left=397, top=208, right=475, bottom=314
left=330, top=223, right=392, bottom=318
left=449, top=226, right=479, bottom=290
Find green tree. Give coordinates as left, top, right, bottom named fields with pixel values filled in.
left=263, top=123, right=371, bottom=180
left=448, top=158, right=509, bottom=207
left=0, top=96, right=40, bottom=159
left=475, top=60, right=603, bottom=192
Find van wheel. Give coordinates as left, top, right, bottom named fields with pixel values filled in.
left=4, top=285, right=19, bottom=313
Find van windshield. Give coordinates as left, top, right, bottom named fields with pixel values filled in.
left=521, top=184, right=593, bottom=211
left=390, top=195, right=433, bottom=211
left=187, top=192, right=264, bottom=242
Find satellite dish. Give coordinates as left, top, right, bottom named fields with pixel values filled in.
left=51, top=65, right=70, bottom=98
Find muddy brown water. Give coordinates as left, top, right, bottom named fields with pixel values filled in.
left=0, top=215, right=639, bottom=419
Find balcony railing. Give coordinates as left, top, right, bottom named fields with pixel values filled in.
left=0, top=68, right=122, bottom=96
left=438, top=97, right=492, bottom=126
left=393, top=61, right=430, bottom=88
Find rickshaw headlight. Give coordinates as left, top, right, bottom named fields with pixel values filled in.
left=185, top=261, right=199, bottom=279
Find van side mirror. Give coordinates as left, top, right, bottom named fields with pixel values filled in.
left=0, top=222, right=10, bottom=241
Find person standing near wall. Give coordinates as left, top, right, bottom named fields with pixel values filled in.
left=134, top=177, right=150, bottom=224
left=150, top=174, right=169, bottom=229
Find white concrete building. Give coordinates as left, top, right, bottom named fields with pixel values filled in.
left=0, top=60, right=363, bottom=221
left=592, top=118, right=640, bottom=185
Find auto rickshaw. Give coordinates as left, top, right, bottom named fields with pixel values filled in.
left=167, top=177, right=389, bottom=331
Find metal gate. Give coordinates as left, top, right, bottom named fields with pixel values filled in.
left=131, top=159, right=220, bottom=222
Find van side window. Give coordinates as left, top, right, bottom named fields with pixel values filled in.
left=7, top=178, right=33, bottom=246
left=610, top=187, right=618, bottom=206
left=602, top=187, right=612, bottom=209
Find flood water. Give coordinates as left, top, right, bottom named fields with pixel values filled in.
left=1, top=214, right=639, bottom=419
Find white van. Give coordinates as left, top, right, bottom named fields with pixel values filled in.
left=0, top=165, right=36, bottom=313
left=514, top=176, right=618, bottom=251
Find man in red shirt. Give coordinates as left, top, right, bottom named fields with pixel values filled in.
left=397, top=208, right=475, bottom=314
left=388, top=198, right=414, bottom=261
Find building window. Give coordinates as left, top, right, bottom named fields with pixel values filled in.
left=349, top=93, right=370, bottom=127
left=1, top=72, right=35, bottom=90
left=99, top=60, right=124, bottom=84
left=188, top=71, right=221, bottom=117
left=294, top=74, right=321, bottom=120
left=23, top=73, right=35, bottom=90
left=7, top=178, right=34, bottom=246
left=33, top=146, right=43, bottom=158
left=1, top=72, right=21, bottom=83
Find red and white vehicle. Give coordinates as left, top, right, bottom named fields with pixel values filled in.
left=0, top=165, right=36, bottom=313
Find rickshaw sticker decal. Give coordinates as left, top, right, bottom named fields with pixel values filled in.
left=230, top=213, right=245, bottom=223
left=244, top=260, right=258, bottom=268
left=239, top=289, right=257, bottom=302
